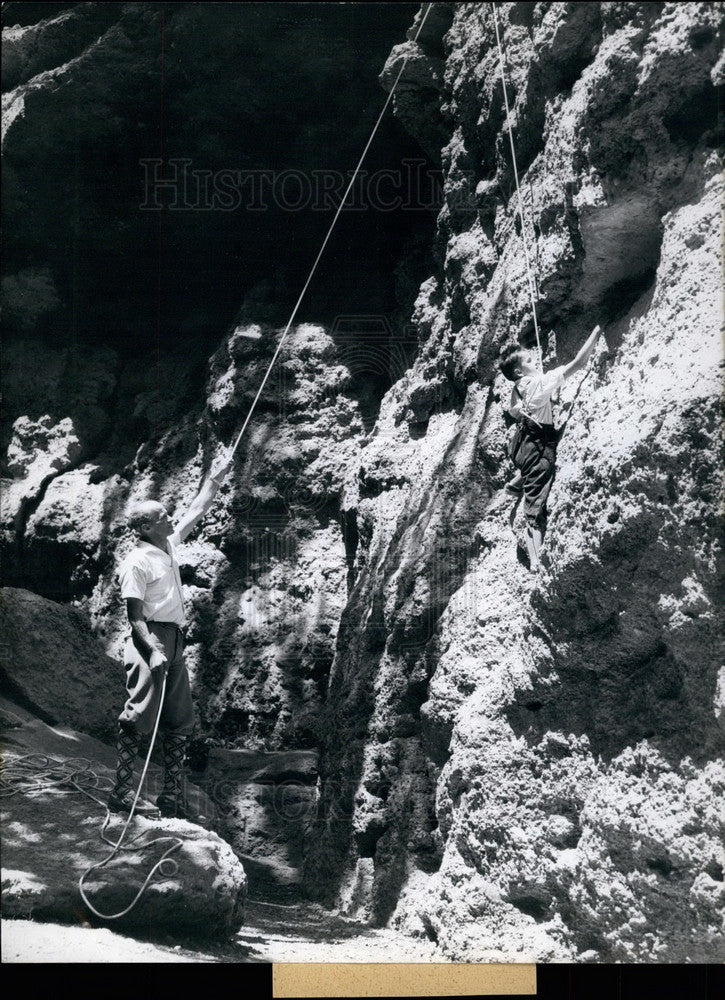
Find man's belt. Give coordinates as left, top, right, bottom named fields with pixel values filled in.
left=522, top=418, right=558, bottom=442
left=147, top=620, right=186, bottom=633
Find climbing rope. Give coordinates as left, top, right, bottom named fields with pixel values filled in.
left=491, top=2, right=544, bottom=371
left=2, top=676, right=183, bottom=921
left=229, top=3, right=435, bottom=459
left=1, top=753, right=112, bottom=808
left=3, top=6, right=439, bottom=921
left=526, top=173, right=542, bottom=299
left=77, top=674, right=183, bottom=920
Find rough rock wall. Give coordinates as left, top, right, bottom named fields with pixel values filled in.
left=1, top=0, right=431, bottom=476
left=304, top=2, right=725, bottom=962
left=1, top=2, right=432, bottom=747
left=2, top=0, right=723, bottom=961
left=3, top=321, right=383, bottom=750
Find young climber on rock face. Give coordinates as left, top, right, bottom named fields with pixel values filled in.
left=108, top=450, right=233, bottom=819
left=499, top=325, right=603, bottom=571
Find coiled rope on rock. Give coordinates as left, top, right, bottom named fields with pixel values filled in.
left=491, top=2, right=544, bottom=372
left=2, top=677, right=183, bottom=921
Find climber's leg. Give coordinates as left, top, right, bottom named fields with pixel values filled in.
left=109, top=628, right=174, bottom=815
left=118, top=627, right=171, bottom=735
left=157, top=732, right=189, bottom=817
left=110, top=724, right=137, bottom=800
left=524, top=520, right=544, bottom=571
left=157, top=625, right=195, bottom=736
left=155, top=625, right=196, bottom=819
left=108, top=723, right=158, bottom=815
left=516, top=431, right=556, bottom=571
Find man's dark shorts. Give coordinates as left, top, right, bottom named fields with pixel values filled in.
left=511, top=421, right=559, bottom=526
left=119, top=621, right=194, bottom=736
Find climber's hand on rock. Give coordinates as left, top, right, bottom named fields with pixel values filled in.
left=149, top=648, right=168, bottom=676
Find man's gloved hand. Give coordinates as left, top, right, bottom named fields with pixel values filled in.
left=149, top=648, right=169, bottom=677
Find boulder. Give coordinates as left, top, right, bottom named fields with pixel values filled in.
left=1, top=697, right=247, bottom=938
left=0, top=587, right=123, bottom=740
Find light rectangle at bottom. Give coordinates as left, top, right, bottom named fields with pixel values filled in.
left=273, top=962, right=537, bottom=997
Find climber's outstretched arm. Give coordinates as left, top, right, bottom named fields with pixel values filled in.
left=562, top=325, right=603, bottom=381
left=175, top=450, right=233, bottom=543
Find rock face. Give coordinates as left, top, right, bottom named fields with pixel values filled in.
left=1, top=696, right=247, bottom=937
left=0, top=587, right=123, bottom=739
left=2, top=1, right=724, bottom=963
left=1, top=319, right=401, bottom=750
left=1, top=1, right=432, bottom=453
left=81, top=321, right=382, bottom=751
left=302, top=1, right=725, bottom=963
left=199, top=747, right=319, bottom=902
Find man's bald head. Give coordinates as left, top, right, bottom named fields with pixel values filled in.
left=127, top=500, right=166, bottom=536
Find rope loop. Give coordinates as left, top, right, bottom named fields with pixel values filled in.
left=157, top=857, right=181, bottom=878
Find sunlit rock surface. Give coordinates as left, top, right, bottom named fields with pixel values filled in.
left=2, top=1, right=723, bottom=961
left=305, top=2, right=724, bottom=962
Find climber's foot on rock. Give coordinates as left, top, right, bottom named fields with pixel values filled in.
left=108, top=789, right=160, bottom=817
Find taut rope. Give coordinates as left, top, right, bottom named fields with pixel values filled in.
left=491, top=2, right=544, bottom=370
left=230, top=3, right=436, bottom=458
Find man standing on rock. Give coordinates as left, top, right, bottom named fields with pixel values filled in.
left=108, top=451, right=232, bottom=819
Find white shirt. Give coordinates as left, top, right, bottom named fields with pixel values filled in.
left=509, top=366, right=566, bottom=426
left=118, top=531, right=186, bottom=626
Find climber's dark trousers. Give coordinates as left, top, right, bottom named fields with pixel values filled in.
left=512, top=423, right=558, bottom=527
left=118, top=622, right=194, bottom=736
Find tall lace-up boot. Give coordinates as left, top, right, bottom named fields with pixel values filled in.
left=108, top=724, right=158, bottom=816
left=157, top=733, right=193, bottom=819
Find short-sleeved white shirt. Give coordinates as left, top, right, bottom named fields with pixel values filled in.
left=509, top=365, right=566, bottom=426
left=117, top=531, right=186, bottom=626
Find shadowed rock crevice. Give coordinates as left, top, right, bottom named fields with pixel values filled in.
left=304, top=385, right=495, bottom=908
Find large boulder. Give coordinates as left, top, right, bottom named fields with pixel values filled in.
left=1, top=697, right=247, bottom=938
left=0, top=587, right=122, bottom=739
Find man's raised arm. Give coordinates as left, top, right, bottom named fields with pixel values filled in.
left=174, top=450, right=233, bottom=543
